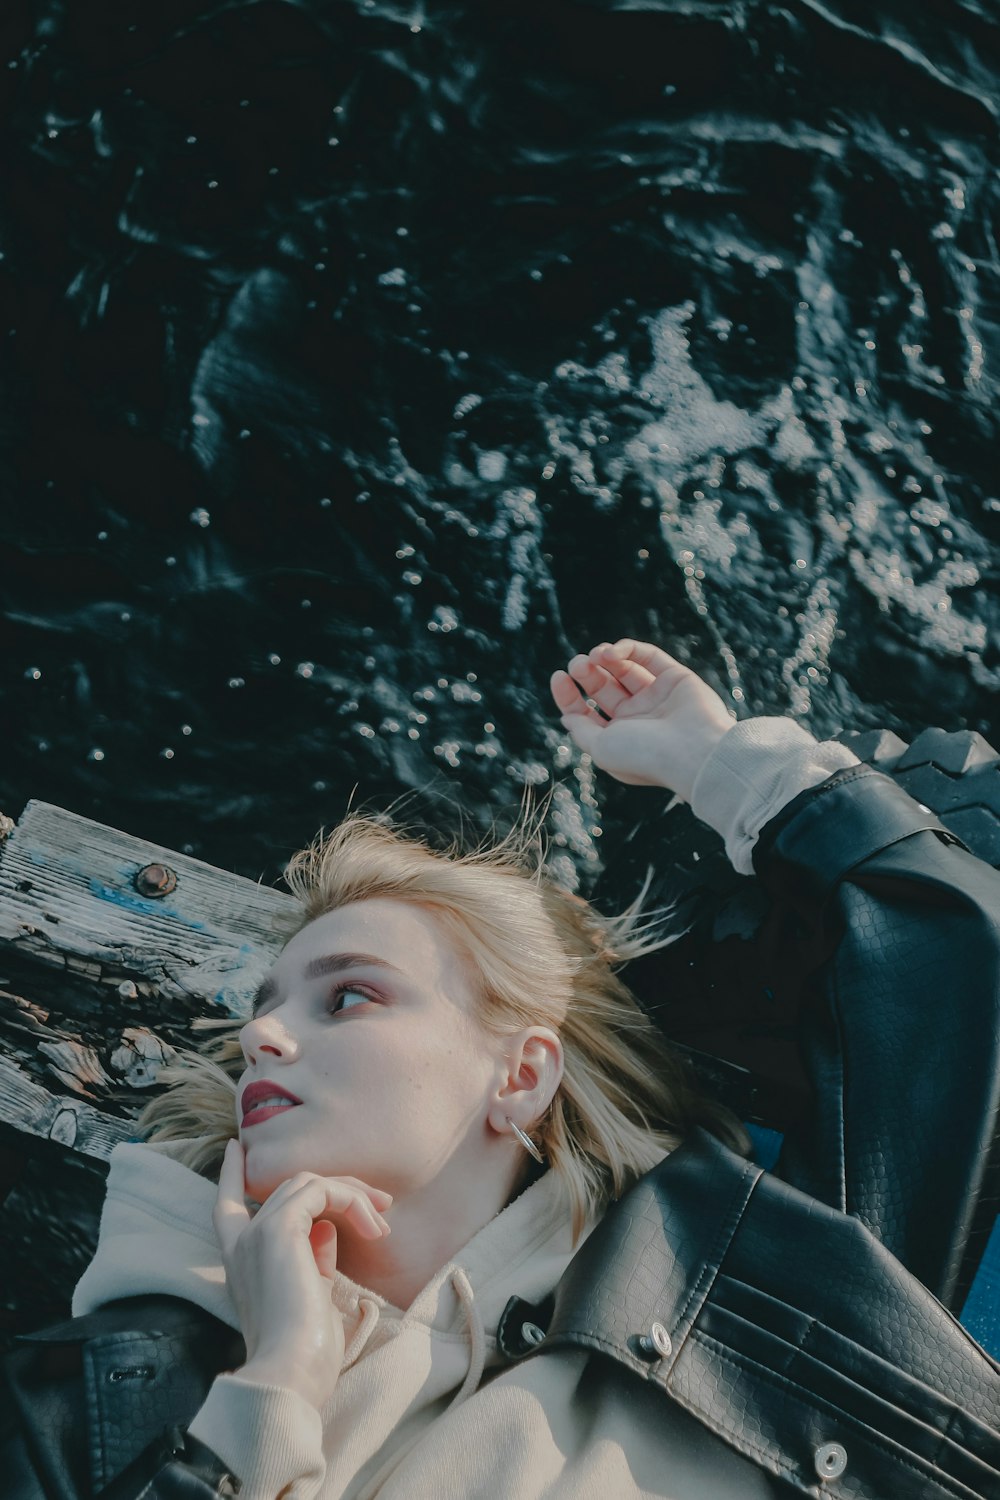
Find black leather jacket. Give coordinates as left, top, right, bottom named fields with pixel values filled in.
left=4, top=764, right=1000, bottom=1499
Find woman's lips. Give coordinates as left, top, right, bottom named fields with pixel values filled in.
left=242, top=1101, right=302, bottom=1128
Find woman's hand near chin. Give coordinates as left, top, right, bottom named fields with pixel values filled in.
left=550, top=638, right=735, bottom=803
left=213, top=1139, right=392, bottom=1411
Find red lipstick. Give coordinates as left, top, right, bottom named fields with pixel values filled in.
left=241, top=1080, right=302, bottom=1128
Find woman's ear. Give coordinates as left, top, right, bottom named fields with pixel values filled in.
left=488, top=1027, right=564, bottom=1137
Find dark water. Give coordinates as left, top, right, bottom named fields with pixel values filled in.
left=1, top=0, right=998, bottom=902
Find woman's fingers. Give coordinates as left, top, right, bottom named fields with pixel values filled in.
left=596, top=638, right=687, bottom=679
left=570, top=654, right=631, bottom=714
left=309, top=1220, right=339, bottom=1280
left=550, top=668, right=586, bottom=715
left=551, top=641, right=679, bottom=724
left=237, top=1167, right=392, bottom=1223
left=552, top=656, right=629, bottom=718
left=212, top=1139, right=253, bottom=1257
left=588, top=644, right=657, bottom=697
left=589, top=639, right=697, bottom=713
left=329, top=1177, right=393, bottom=1209
left=213, top=1149, right=391, bottom=1262
left=260, top=1177, right=391, bottom=1241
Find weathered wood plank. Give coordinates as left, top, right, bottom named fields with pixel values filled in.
left=0, top=798, right=299, bottom=1015
left=0, top=1053, right=133, bottom=1159
left=0, top=798, right=314, bottom=1343
left=0, top=798, right=308, bottom=1172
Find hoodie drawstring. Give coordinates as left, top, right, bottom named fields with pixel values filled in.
left=444, top=1266, right=487, bottom=1414
left=354, top=1267, right=488, bottom=1500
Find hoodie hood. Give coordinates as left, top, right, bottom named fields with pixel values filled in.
left=73, top=1137, right=593, bottom=1360
left=73, top=1139, right=236, bottom=1328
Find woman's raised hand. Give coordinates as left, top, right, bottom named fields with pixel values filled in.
left=213, top=1139, right=392, bottom=1411
left=550, top=639, right=735, bottom=803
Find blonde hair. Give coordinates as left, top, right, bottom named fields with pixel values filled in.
left=135, top=802, right=750, bottom=1240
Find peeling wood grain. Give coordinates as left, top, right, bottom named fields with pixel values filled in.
left=38, top=1038, right=113, bottom=1095
left=0, top=798, right=304, bottom=1166
left=0, top=1054, right=132, bottom=1158
left=0, top=989, right=53, bottom=1032
left=109, top=1027, right=175, bottom=1088
left=0, top=972, right=173, bottom=1101
left=0, top=796, right=311, bottom=1345
left=0, top=800, right=298, bottom=1015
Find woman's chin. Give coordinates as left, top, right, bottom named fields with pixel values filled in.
left=237, top=1143, right=290, bottom=1204
left=240, top=1146, right=343, bottom=1204
left=238, top=1133, right=392, bottom=1203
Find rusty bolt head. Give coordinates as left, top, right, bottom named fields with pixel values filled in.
left=135, top=863, right=177, bottom=898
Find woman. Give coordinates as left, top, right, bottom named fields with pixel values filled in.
left=4, top=638, right=1000, bottom=1499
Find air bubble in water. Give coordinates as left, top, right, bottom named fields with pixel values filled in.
left=453, top=393, right=482, bottom=420
left=429, top=605, right=458, bottom=633
left=477, top=451, right=508, bottom=481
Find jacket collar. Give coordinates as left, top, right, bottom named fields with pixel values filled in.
left=497, top=1128, right=761, bottom=1373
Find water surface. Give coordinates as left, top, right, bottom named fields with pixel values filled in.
left=1, top=0, right=997, bottom=892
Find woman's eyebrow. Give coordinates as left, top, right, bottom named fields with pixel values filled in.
left=251, top=951, right=406, bottom=1015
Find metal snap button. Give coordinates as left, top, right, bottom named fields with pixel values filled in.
left=637, top=1321, right=672, bottom=1359
left=521, top=1320, right=545, bottom=1347
left=814, top=1442, right=848, bottom=1480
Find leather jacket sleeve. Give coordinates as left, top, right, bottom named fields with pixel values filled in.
left=750, top=761, right=1000, bottom=1309
left=82, top=1428, right=239, bottom=1500
left=0, top=1296, right=245, bottom=1499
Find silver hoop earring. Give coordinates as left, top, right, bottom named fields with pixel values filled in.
left=507, top=1116, right=545, bottom=1164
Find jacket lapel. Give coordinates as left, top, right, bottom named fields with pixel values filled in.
left=498, top=1130, right=762, bottom=1368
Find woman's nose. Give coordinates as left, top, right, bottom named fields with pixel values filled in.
left=239, top=1012, right=301, bottom=1065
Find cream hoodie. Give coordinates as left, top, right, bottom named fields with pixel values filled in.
left=72, top=718, right=860, bottom=1500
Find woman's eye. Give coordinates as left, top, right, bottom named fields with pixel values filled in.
left=328, top=983, right=372, bottom=1014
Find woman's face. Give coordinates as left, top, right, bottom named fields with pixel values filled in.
left=236, top=898, right=505, bottom=1205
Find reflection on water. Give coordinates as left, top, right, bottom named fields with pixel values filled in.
left=1, top=0, right=997, bottom=903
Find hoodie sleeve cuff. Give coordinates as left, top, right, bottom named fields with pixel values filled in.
left=690, top=717, right=861, bottom=875
left=187, top=1374, right=326, bottom=1500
